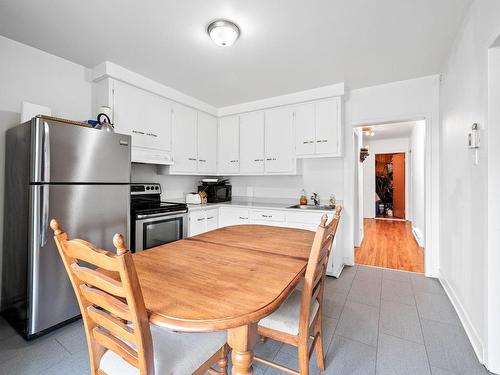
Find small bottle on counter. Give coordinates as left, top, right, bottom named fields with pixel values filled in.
left=300, top=189, right=308, bottom=205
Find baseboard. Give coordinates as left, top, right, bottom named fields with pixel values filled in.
left=439, top=274, right=484, bottom=364
left=412, top=226, right=424, bottom=247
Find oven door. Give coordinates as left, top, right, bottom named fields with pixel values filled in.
left=135, top=211, right=188, bottom=252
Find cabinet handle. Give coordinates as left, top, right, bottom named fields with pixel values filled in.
left=230, top=160, right=239, bottom=163
left=262, top=214, right=272, bottom=218
left=266, top=158, right=272, bottom=161
left=317, top=139, right=328, bottom=143
left=254, top=159, right=264, bottom=162
left=132, top=130, right=145, bottom=135
left=207, top=216, right=215, bottom=220
left=188, top=158, right=197, bottom=161
left=239, top=217, right=249, bottom=220
left=199, top=159, right=206, bottom=162
left=146, top=133, right=158, bottom=138
left=197, top=217, right=205, bottom=222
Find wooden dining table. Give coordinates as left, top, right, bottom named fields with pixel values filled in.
left=131, top=224, right=316, bottom=375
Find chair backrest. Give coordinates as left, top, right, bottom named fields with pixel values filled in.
left=50, top=219, right=154, bottom=375
left=299, top=206, right=342, bottom=338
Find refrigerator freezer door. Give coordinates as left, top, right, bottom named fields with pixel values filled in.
left=28, top=184, right=129, bottom=336
left=31, top=118, right=131, bottom=183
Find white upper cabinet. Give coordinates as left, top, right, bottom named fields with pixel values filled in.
left=295, top=102, right=316, bottom=155
left=295, top=97, right=342, bottom=157
left=113, top=80, right=171, bottom=151
left=315, top=97, right=341, bottom=155
left=171, top=103, right=198, bottom=173
left=197, top=112, right=217, bottom=174
left=218, top=116, right=240, bottom=174
left=265, top=106, right=295, bottom=173
left=239, top=111, right=265, bottom=174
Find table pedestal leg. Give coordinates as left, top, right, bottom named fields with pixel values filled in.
left=227, top=323, right=258, bottom=375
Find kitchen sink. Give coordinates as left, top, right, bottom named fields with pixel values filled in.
left=287, top=204, right=335, bottom=211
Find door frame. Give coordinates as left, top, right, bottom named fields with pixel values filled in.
left=349, top=116, right=433, bottom=275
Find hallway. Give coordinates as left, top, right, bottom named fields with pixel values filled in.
left=355, top=219, right=424, bottom=273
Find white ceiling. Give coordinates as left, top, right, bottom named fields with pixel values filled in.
left=0, top=0, right=471, bottom=107
left=365, top=121, right=421, bottom=141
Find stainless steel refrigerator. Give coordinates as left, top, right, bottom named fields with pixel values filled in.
left=2, top=117, right=131, bottom=339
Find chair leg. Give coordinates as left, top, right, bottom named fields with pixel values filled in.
left=298, top=340, right=309, bottom=375
left=218, top=345, right=229, bottom=375
left=313, top=313, right=325, bottom=371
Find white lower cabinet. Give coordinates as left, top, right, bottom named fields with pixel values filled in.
left=219, top=207, right=250, bottom=227
left=249, top=209, right=285, bottom=224
left=216, top=206, right=343, bottom=277
left=206, top=209, right=219, bottom=232
left=188, top=208, right=219, bottom=236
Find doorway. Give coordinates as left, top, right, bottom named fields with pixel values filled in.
left=375, top=153, right=405, bottom=219
left=354, top=121, right=425, bottom=273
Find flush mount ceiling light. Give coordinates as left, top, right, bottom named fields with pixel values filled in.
left=207, top=19, right=240, bottom=47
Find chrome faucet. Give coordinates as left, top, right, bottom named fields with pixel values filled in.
left=311, top=193, right=320, bottom=206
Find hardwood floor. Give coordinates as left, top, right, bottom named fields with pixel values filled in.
left=355, top=219, right=424, bottom=273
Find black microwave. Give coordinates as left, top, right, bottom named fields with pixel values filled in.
left=198, top=184, right=232, bottom=203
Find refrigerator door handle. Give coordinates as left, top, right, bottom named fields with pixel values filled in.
left=42, top=121, right=50, bottom=182
left=40, top=185, right=49, bottom=247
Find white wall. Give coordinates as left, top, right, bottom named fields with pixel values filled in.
left=410, top=122, right=425, bottom=245
left=487, top=42, right=500, bottom=375
left=230, top=158, right=344, bottom=202
left=343, top=75, right=440, bottom=276
left=362, top=137, right=410, bottom=219
left=0, top=36, right=94, bottom=299
left=439, top=0, right=500, bottom=369
left=132, top=163, right=200, bottom=199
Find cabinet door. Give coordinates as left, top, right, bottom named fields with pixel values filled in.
left=219, top=207, right=250, bottom=227
left=145, top=92, right=172, bottom=151
left=315, top=98, right=340, bottom=155
left=265, top=107, right=295, bottom=173
left=189, top=210, right=206, bottom=236
left=113, top=80, right=150, bottom=149
left=171, top=104, right=198, bottom=173
left=197, top=112, right=217, bottom=174
left=205, top=208, right=219, bottom=232
left=218, top=116, right=240, bottom=174
left=295, top=102, right=316, bottom=155
left=240, top=111, right=265, bottom=174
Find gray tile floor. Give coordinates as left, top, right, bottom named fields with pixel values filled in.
left=0, top=265, right=491, bottom=374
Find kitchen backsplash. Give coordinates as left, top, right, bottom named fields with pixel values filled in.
left=132, top=157, right=344, bottom=202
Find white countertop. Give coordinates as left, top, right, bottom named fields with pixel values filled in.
left=174, top=196, right=342, bottom=213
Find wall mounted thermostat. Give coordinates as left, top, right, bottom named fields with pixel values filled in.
left=468, top=123, right=480, bottom=149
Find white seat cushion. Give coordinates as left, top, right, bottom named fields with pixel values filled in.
left=100, top=324, right=226, bottom=375
left=259, top=289, right=320, bottom=336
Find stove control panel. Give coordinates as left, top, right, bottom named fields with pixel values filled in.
left=131, top=183, right=161, bottom=195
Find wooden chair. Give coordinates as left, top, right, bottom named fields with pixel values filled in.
left=50, top=219, right=228, bottom=375
left=255, top=207, right=342, bottom=375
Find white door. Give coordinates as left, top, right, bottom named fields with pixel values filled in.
left=205, top=208, right=219, bottom=232
left=171, top=103, right=198, bottom=173
left=218, top=116, right=240, bottom=174
left=315, top=98, right=340, bottom=155
left=189, top=210, right=206, bottom=236
left=219, top=207, right=250, bottom=227
left=295, top=102, right=316, bottom=155
left=197, top=112, right=217, bottom=174
left=113, top=80, right=150, bottom=149
left=265, top=107, right=294, bottom=173
left=145, top=92, right=172, bottom=151
left=240, top=111, right=265, bottom=174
